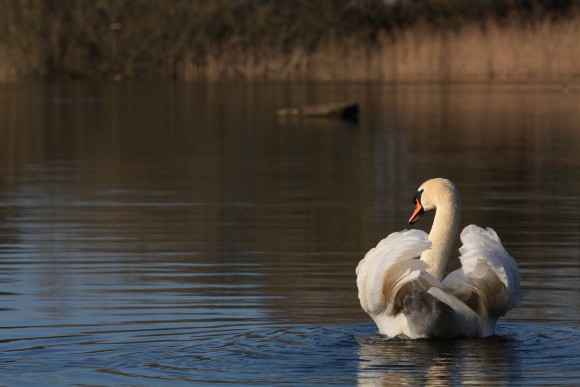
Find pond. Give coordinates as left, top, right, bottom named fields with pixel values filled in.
left=0, top=81, right=578, bottom=385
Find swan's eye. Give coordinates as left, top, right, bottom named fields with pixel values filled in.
left=413, top=189, right=424, bottom=205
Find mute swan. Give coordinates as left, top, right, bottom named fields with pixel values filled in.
left=356, top=178, right=520, bottom=338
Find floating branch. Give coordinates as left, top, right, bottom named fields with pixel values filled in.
left=277, top=102, right=359, bottom=121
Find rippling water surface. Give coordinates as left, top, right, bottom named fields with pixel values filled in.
left=0, top=82, right=579, bottom=385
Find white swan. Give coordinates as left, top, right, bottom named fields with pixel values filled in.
left=356, top=178, right=521, bottom=338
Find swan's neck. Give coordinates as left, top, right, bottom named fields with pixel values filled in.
left=420, top=193, right=460, bottom=281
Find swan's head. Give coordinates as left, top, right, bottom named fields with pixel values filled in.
left=409, top=178, right=459, bottom=224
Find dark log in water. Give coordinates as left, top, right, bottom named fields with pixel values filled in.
left=277, top=102, right=359, bottom=121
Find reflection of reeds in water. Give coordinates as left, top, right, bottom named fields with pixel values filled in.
left=0, top=1, right=578, bottom=81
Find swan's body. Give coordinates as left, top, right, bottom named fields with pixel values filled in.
left=356, top=178, right=520, bottom=338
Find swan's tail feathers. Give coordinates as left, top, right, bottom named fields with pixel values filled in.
left=443, top=225, right=521, bottom=319
left=402, top=288, right=458, bottom=339
left=356, top=230, right=437, bottom=318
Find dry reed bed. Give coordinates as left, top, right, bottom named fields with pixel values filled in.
left=0, top=0, right=578, bottom=82
left=183, top=17, right=579, bottom=82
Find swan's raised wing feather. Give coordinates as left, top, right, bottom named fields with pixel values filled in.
left=442, top=225, right=521, bottom=319
left=356, top=230, right=438, bottom=317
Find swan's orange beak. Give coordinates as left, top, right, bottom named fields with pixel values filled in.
left=409, top=199, right=424, bottom=224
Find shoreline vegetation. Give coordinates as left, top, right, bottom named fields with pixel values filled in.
left=0, top=0, right=578, bottom=82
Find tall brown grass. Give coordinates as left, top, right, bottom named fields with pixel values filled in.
left=182, top=17, right=580, bottom=82
left=0, top=0, right=578, bottom=82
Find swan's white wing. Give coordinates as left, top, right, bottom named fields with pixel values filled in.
left=356, top=230, right=439, bottom=318
left=442, top=225, right=521, bottom=320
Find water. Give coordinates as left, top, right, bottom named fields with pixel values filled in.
left=0, top=81, right=578, bottom=385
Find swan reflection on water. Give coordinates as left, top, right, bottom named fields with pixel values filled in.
left=356, top=332, right=518, bottom=386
